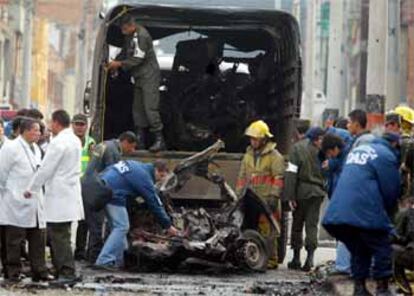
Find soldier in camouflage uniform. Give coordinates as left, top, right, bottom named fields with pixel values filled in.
left=107, top=14, right=164, bottom=152
left=236, top=120, right=285, bottom=269
left=284, top=127, right=326, bottom=272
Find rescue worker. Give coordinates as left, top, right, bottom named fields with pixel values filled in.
left=393, top=197, right=414, bottom=295
left=323, top=133, right=401, bottom=296
left=284, top=127, right=326, bottom=272
left=390, top=105, right=414, bottom=198
left=106, top=13, right=164, bottom=152
left=82, top=131, right=137, bottom=263
left=84, top=160, right=178, bottom=270
left=236, top=120, right=285, bottom=269
left=72, top=114, right=96, bottom=261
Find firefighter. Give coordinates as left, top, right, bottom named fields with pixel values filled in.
left=284, top=127, right=327, bottom=272
left=392, top=105, right=414, bottom=198
left=236, top=120, right=285, bottom=269
left=106, top=13, right=164, bottom=152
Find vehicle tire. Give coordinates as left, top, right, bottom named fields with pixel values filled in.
left=278, top=210, right=289, bottom=264
left=240, top=230, right=269, bottom=272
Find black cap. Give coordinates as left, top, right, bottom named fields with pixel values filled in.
left=385, top=113, right=401, bottom=125
left=72, top=114, right=88, bottom=124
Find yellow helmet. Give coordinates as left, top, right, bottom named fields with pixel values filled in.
left=394, top=105, right=414, bottom=125
left=245, top=120, right=274, bottom=138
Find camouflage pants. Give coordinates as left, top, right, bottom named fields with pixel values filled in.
left=133, top=78, right=163, bottom=133
left=290, top=196, right=324, bottom=251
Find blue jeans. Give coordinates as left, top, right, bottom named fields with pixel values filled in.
left=95, top=204, right=129, bottom=267
left=335, top=241, right=351, bottom=273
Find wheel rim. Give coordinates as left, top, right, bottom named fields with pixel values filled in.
left=244, top=241, right=262, bottom=267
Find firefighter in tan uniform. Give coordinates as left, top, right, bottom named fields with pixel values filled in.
left=236, top=120, right=285, bottom=269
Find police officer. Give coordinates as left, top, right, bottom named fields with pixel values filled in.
left=236, top=120, right=285, bottom=269
left=72, top=114, right=96, bottom=261
left=284, top=127, right=326, bottom=272
left=107, top=14, right=164, bottom=152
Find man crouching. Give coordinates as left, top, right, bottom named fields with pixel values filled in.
left=82, top=159, right=178, bottom=271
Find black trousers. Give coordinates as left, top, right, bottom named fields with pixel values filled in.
left=48, top=222, right=75, bottom=278
left=325, top=224, right=392, bottom=280
left=0, top=226, right=7, bottom=277
left=5, top=226, right=47, bottom=279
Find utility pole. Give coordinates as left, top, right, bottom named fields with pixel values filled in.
left=326, top=0, right=345, bottom=113
left=21, top=0, right=34, bottom=108
left=274, top=0, right=281, bottom=9
left=301, top=0, right=317, bottom=121
left=76, top=0, right=89, bottom=113
left=365, top=0, right=388, bottom=116
left=386, top=0, right=401, bottom=109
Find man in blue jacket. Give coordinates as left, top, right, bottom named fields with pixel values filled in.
left=323, top=133, right=401, bottom=296
left=93, top=160, right=178, bottom=270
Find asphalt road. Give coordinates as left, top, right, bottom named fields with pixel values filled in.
left=0, top=248, right=336, bottom=296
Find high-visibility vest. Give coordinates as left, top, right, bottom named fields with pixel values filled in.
left=81, top=135, right=95, bottom=175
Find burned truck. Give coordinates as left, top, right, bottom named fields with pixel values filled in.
left=126, top=140, right=279, bottom=271
left=85, top=4, right=302, bottom=267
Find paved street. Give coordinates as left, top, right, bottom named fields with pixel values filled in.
left=0, top=248, right=335, bottom=295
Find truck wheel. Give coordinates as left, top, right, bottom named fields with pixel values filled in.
left=240, top=230, right=269, bottom=272
left=277, top=210, right=289, bottom=264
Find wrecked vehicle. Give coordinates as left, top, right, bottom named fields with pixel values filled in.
left=125, top=140, right=279, bottom=271
left=86, top=3, right=302, bottom=265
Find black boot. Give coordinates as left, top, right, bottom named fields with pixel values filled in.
left=287, top=249, right=301, bottom=270
left=375, top=278, right=393, bottom=296
left=149, top=131, right=166, bottom=152
left=301, top=249, right=315, bottom=272
left=135, top=128, right=146, bottom=150
left=354, top=279, right=373, bottom=296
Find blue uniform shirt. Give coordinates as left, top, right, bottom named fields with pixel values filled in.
left=101, top=160, right=172, bottom=229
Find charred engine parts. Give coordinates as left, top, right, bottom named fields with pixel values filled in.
left=127, top=140, right=276, bottom=272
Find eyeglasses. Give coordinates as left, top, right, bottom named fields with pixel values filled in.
left=73, top=122, right=86, bottom=127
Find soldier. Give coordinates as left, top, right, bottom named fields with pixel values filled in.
left=72, top=114, right=96, bottom=261
left=106, top=14, right=164, bottom=152
left=236, top=120, right=285, bottom=269
left=284, top=127, right=326, bottom=272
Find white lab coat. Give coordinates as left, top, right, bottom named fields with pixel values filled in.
left=27, top=128, right=84, bottom=223
left=0, top=137, right=46, bottom=228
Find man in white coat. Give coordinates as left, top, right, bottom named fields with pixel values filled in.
left=0, top=119, right=49, bottom=282
left=25, top=110, right=84, bottom=284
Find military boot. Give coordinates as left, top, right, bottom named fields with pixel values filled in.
left=353, top=279, right=373, bottom=296
left=301, top=249, right=315, bottom=272
left=135, top=128, right=146, bottom=150
left=149, top=131, right=166, bottom=152
left=287, top=249, right=301, bottom=270
left=375, top=278, right=394, bottom=296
